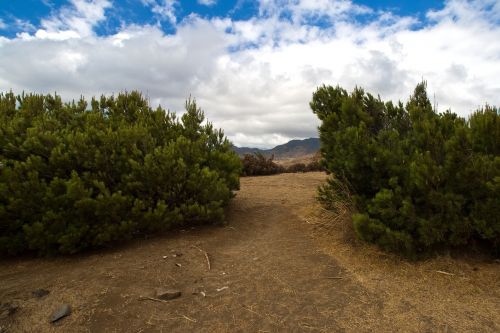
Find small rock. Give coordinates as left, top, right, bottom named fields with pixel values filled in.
left=175, top=263, right=182, bottom=267
left=162, top=256, right=168, bottom=259
left=50, top=304, right=71, bottom=323
left=32, top=289, right=50, bottom=298
left=155, top=289, right=181, bottom=301
left=0, top=303, right=18, bottom=319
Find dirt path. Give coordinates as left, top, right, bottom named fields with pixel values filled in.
left=1, top=173, right=499, bottom=332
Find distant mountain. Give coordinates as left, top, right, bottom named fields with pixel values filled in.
left=233, top=138, right=320, bottom=160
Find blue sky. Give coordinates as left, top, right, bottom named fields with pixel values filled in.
left=1, top=0, right=445, bottom=38
left=0, top=0, right=499, bottom=147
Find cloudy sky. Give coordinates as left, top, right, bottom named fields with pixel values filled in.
left=0, top=0, right=499, bottom=148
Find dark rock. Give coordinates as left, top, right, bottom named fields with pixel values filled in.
left=155, top=288, right=181, bottom=301
left=50, top=304, right=71, bottom=323
left=0, top=303, right=18, bottom=319
left=32, top=289, right=50, bottom=298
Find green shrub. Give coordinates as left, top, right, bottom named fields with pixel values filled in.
left=0, top=91, right=241, bottom=255
left=304, top=158, right=325, bottom=172
left=312, top=82, right=499, bottom=258
left=286, top=163, right=307, bottom=173
left=241, top=152, right=325, bottom=176
left=241, top=153, right=284, bottom=176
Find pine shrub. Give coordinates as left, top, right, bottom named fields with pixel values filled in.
left=312, top=82, right=499, bottom=258
left=0, top=91, right=241, bottom=255
left=241, top=153, right=284, bottom=176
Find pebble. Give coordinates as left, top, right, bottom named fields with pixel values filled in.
left=155, top=289, right=181, bottom=301
left=0, top=303, right=17, bottom=319
left=32, top=289, right=50, bottom=298
left=50, top=304, right=71, bottom=323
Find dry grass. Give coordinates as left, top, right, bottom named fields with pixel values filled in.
left=298, top=193, right=500, bottom=333
left=1, top=172, right=498, bottom=333
left=274, top=154, right=318, bottom=167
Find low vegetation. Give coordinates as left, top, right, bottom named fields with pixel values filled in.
left=241, top=153, right=324, bottom=176
left=241, top=153, right=285, bottom=176
left=0, top=91, right=241, bottom=255
left=312, top=82, right=499, bottom=258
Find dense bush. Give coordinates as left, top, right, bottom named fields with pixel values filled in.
left=286, top=162, right=307, bottom=173
left=312, top=82, right=499, bottom=258
left=241, top=153, right=284, bottom=176
left=0, top=91, right=241, bottom=255
left=241, top=152, right=324, bottom=176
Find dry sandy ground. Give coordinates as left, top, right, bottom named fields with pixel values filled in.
left=0, top=172, right=499, bottom=332
left=274, top=154, right=318, bottom=168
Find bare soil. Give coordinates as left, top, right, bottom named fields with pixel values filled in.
left=1, top=172, right=499, bottom=332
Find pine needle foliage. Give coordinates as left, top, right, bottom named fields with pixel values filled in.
left=312, top=82, right=499, bottom=258
left=0, top=91, right=241, bottom=255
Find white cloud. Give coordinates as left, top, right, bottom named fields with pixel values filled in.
left=14, top=19, right=37, bottom=32
left=142, top=0, right=178, bottom=25
left=258, top=0, right=371, bottom=23
left=37, top=0, right=111, bottom=39
left=198, top=0, right=217, bottom=6
left=0, top=19, right=6, bottom=30
left=0, top=0, right=499, bottom=147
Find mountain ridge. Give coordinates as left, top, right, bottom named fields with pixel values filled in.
left=232, top=138, right=320, bottom=159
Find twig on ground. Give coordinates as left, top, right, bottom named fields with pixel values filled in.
left=166, top=274, right=177, bottom=283
left=193, top=245, right=211, bottom=271
left=179, top=315, right=197, bottom=323
left=164, top=315, right=198, bottom=323
left=243, top=306, right=262, bottom=317
left=436, top=270, right=455, bottom=276
left=138, top=296, right=170, bottom=303
left=204, top=251, right=211, bottom=271
left=325, top=276, right=343, bottom=279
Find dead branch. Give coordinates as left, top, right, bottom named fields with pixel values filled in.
left=138, top=296, right=170, bottom=303
left=204, top=251, right=211, bottom=271
left=192, top=245, right=211, bottom=271
left=180, top=315, right=197, bottom=323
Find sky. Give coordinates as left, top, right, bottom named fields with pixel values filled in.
left=0, top=1, right=499, bottom=148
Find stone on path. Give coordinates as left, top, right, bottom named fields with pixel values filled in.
left=50, top=304, right=71, bottom=323
left=32, top=289, right=50, bottom=298
left=0, top=303, right=17, bottom=319
left=155, top=288, right=181, bottom=301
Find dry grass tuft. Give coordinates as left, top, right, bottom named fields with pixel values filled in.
left=298, top=182, right=500, bottom=333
